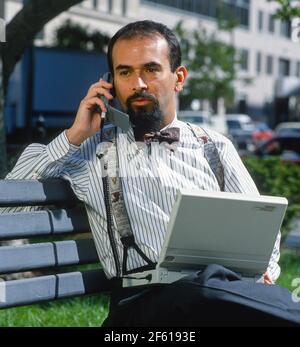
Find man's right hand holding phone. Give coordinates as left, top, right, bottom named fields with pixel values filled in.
left=66, top=79, right=114, bottom=146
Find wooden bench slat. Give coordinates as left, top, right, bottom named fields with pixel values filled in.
left=0, top=269, right=116, bottom=309
left=0, top=208, right=90, bottom=240
left=0, top=178, right=118, bottom=309
left=0, top=239, right=99, bottom=274
left=0, top=179, right=77, bottom=207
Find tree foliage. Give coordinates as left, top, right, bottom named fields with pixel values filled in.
left=54, top=20, right=110, bottom=53
left=175, top=21, right=238, bottom=110
left=268, top=0, right=300, bottom=20
left=244, top=156, right=300, bottom=240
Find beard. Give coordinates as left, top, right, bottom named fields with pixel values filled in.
left=126, top=92, right=162, bottom=141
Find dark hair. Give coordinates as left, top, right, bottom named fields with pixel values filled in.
left=107, top=20, right=181, bottom=74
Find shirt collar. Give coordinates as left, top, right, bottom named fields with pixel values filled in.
left=160, top=113, right=180, bottom=131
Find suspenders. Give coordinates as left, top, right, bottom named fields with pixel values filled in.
left=187, top=123, right=225, bottom=192
left=98, top=124, right=224, bottom=278
left=99, top=126, right=156, bottom=277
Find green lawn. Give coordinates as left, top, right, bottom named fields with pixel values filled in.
left=0, top=249, right=299, bottom=327
left=0, top=295, right=110, bottom=327
left=277, top=248, right=300, bottom=290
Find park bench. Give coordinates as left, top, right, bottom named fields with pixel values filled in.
left=2, top=179, right=300, bottom=328
left=0, top=179, right=118, bottom=309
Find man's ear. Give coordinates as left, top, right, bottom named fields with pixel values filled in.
left=174, top=66, right=188, bottom=92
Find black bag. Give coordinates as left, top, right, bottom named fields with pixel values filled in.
left=103, top=264, right=300, bottom=327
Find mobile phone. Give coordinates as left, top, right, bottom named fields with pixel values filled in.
left=100, top=72, right=130, bottom=132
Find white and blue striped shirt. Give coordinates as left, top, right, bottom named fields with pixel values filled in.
left=3, top=118, right=281, bottom=281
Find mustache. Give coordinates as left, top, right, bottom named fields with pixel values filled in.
left=126, top=92, right=158, bottom=107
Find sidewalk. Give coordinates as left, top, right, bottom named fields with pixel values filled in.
left=284, top=218, right=300, bottom=249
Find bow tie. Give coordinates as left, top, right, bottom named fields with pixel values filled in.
left=143, top=127, right=180, bottom=145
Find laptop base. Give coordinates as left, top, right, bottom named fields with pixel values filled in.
left=122, top=267, right=262, bottom=288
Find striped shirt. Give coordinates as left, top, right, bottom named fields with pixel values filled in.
left=2, top=118, right=281, bottom=281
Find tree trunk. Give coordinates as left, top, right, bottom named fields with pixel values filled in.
left=3, top=0, right=83, bottom=93
left=0, top=0, right=83, bottom=178
left=0, top=53, right=7, bottom=178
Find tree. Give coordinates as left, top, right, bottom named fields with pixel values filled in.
left=54, top=19, right=110, bottom=53
left=268, top=0, right=300, bottom=20
left=0, top=0, right=83, bottom=178
left=0, top=55, right=5, bottom=178
left=1, top=0, right=84, bottom=92
left=175, top=21, right=239, bottom=111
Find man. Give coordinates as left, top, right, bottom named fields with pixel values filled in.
left=5, top=21, right=280, bottom=325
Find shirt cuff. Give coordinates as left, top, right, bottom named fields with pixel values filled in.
left=46, top=131, right=80, bottom=162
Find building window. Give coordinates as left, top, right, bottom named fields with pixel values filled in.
left=279, top=58, right=290, bottom=77
left=258, top=10, right=264, bottom=32
left=296, top=62, right=300, bottom=78
left=256, top=52, right=262, bottom=74
left=280, top=20, right=291, bottom=38
left=266, top=55, right=273, bottom=75
left=108, top=0, right=113, bottom=13
left=93, top=0, right=98, bottom=9
left=268, top=14, right=275, bottom=33
left=239, top=49, right=249, bottom=71
left=144, top=0, right=250, bottom=28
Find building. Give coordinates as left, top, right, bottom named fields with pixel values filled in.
left=3, top=0, right=300, bottom=137
left=3, top=0, right=139, bottom=45
left=139, top=0, right=300, bottom=124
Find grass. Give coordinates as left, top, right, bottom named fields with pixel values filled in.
left=0, top=295, right=110, bottom=327
left=0, top=249, right=299, bottom=327
left=277, top=248, right=300, bottom=290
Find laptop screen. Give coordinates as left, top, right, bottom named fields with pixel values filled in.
left=159, top=190, right=288, bottom=277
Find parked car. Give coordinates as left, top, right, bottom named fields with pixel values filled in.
left=252, top=122, right=274, bottom=147
left=178, top=110, right=228, bottom=135
left=274, top=122, right=300, bottom=135
left=254, top=134, right=300, bottom=165
left=178, top=111, right=213, bottom=130
left=226, top=114, right=256, bottom=151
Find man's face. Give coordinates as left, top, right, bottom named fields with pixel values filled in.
left=111, top=35, right=180, bottom=137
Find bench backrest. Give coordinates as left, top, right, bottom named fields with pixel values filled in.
left=0, top=179, right=117, bottom=309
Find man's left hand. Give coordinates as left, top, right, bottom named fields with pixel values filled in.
left=263, top=272, right=273, bottom=285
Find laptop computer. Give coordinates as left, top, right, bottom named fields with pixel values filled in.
left=122, top=189, right=288, bottom=287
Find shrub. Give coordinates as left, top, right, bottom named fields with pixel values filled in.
left=243, top=157, right=300, bottom=240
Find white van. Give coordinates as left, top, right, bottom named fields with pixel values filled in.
left=274, top=122, right=300, bottom=135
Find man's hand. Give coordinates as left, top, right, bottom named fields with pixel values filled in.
left=263, top=272, right=273, bottom=285
left=66, top=79, right=114, bottom=146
